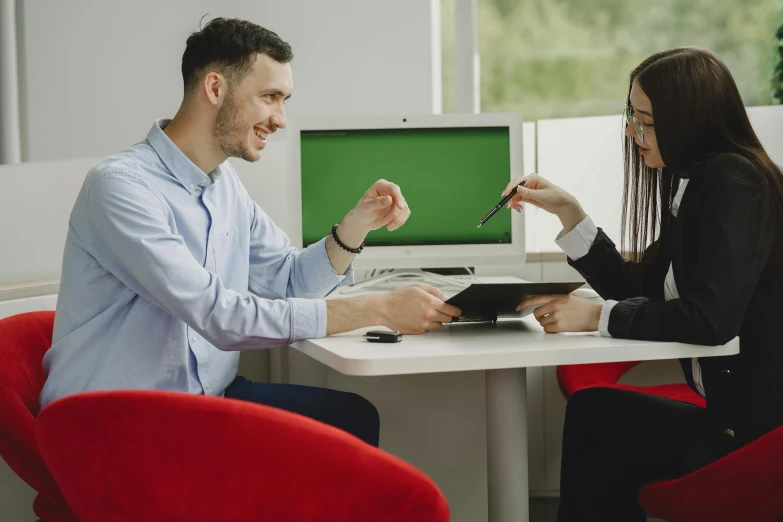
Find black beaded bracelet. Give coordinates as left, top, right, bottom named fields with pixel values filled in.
left=331, top=223, right=364, bottom=254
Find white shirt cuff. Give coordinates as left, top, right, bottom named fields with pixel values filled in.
left=598, top=300, right=618, bottom=337
left=289, top=297, right=328, bottom=340
left=302, top=236, right=356, bottom=295
left=555, top=215, right=598, bottom=261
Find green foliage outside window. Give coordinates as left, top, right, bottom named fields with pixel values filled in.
left=442, top=0, right=783, bottom=120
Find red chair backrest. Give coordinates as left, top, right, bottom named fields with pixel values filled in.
left=0, top=311, right=79, bottom=522
left=639, top=424, right=783, bottom=522
left=0, top=311, right=53, bottom=414
left=37, top=390, right=450, bottom=522
left=557, top=361, right=642, bottom=397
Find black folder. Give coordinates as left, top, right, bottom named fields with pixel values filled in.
left=446, top=282, right=585, bottom=322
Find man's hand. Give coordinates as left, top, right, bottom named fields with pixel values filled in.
left=378, top=284, right=462, bottom=335
left=340, top=179, right=411, bottom=241
left=517, top=294, right=601, bottom=333
left=325, top=283, right=462, bottom=336
left=325, top=179, right=411, bottom=275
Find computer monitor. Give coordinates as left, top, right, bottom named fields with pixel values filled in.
left=288, top=113, right=525, bottom=270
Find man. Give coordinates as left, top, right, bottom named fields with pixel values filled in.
left=41, top=17, right=461, bottom=447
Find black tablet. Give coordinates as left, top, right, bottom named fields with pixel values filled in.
left=446, top=282, right=585, bottom=322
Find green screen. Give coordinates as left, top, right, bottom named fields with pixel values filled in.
left=301, top=127, right=512, bottom=247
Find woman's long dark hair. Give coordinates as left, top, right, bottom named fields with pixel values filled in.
left=621, top=47, right=783, bottom=268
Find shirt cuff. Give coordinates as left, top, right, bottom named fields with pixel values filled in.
left=304, top=237, right=355, bottom=293
left=555, top=215, right=598, bottom=261
left=336, top=265, right=355, bottom=289
left=598, top=300, right=618, bottom=337
left=288, top=297, right=328, bottom=340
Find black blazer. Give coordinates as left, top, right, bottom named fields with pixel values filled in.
left=568, top=153, right=783, bottom=447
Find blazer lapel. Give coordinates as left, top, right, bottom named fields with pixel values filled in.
left=669, top=177, right=698, bottom=389
left=670, top=176, right=697, bottom=297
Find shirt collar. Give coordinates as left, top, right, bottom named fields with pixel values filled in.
left=146, top=119, right=216, bottom=192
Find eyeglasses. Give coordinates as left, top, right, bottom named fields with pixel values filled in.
left=624, top=105, right=655, bottom=144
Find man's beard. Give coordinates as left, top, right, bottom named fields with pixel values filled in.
left=213, top=91, right=257, bottom=162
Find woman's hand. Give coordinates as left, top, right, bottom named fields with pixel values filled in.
left=517, top=294, right=602, bottom=333
left=502, top=174, right=587, bottom=233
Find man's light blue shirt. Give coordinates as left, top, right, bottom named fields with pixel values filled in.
left=41, top=119, right=353, bottom=408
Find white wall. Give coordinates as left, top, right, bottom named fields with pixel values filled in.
left=20, top=0, right=440, bottom=163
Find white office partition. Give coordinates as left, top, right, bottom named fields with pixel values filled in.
left=520, top=121, right=542, bottom=259
left=522, top=121, right=536, bottom=175
left=748, top=105, right=783, bottom=166
left=0, top=157, right=101, bottom=286
left=534, top=115, right=625, bottom=253
left=0, top=142, right=289, bottom=288
left=0, top=295, right=57, bottom=320
left=530, top=104, right=783, bottom=256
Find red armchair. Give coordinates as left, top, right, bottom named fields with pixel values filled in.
left=0, top=311, right=79, bottom=521
left=637, top=424, right=783, bottom=522
left=2, top=310, right=448, bottom=521
left=557, top=360, right=705, bottom=407
left=36, top=390, right=450, bottom=522
left=557, top=361, right=783, bottom=521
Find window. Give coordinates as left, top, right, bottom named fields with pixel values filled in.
left=443, top=0, right=783, bottom=120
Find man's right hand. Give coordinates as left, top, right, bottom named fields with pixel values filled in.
left=378, top=284, right=462, bottom=335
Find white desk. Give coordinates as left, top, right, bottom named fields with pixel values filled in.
left=291, top=290, right=739, bottom=522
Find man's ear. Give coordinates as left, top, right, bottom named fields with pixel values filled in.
left=202, top=71, right=226, bottom=107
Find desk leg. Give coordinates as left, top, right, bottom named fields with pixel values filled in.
left=486, top=368, right=528, bottom=522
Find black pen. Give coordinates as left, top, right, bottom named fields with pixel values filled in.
left=477, top=180, right=527, bottom=228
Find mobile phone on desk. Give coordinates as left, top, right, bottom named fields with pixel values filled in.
left=363, top=330, right=403, bottom=343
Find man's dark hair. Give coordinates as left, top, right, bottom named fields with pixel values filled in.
left=181, top=17, right=293, bottom=97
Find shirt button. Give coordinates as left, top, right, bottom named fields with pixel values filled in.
left=189, top=183, right=195, bottom=191
left=190, top=336, right=197, bottom=343
left=205, top=384, right=210, bottom=391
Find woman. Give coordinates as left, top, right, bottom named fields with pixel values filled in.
left=507, top=47, right=783, bottom=521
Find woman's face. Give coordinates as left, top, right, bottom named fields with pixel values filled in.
left=626, top=80, right=664, bottom=168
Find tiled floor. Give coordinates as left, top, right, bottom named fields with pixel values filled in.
left=530, top=497, right=560, bottom=521
left=530, top=497, right=665, bottom=522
